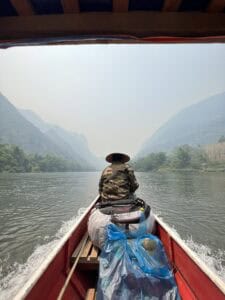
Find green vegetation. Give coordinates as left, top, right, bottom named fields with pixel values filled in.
left=0, top=144, right=82, bottom=173
left=133, top=145, right=225, bottom=172
left=218, top=135, right=225, bottom=143
left=0, top=93, right=99, bottom=170
left=132, top=152, right=167, bottom=171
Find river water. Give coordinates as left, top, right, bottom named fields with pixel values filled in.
left=0, top=171, right=225, bottom=298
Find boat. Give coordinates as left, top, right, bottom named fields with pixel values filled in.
left=14, top=195, right=225, bottom=300
left=1, top=1, right=225, bottom=298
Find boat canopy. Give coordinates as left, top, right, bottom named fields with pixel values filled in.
left=0, top=0, right=225, bottom=47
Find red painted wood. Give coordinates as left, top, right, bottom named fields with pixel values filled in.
left=173, top=241, right=225, bottom=300
left=175, top=271, right=197, bottom=300
left=22, top=205, right=225, bottom=300
left=157, top=224, right=173, bottom=264
left=26, top=249, right=66, bottom=300
left=25, top=211, right=91, bottom=299
left=69, top=272, right=87, bottom=299
left=47, top=273, right=81, bottom=300
left=157, top=223, right=225, bottom=300
left=63, top=280, right=82, bottom=300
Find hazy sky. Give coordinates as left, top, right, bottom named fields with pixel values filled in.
left=0, top=44, right=225, bottom=157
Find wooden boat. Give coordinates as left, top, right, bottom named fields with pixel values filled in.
left=1, top=2, right=225, bottom=298
left=14, top=195, right=225, bottom=300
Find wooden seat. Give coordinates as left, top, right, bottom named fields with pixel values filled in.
left=85, top=288, right=96, bottom=300
left=71, top=236, right=100, bottom=270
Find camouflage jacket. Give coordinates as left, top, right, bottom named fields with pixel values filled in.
left=99, top=163, right=139, bottom=201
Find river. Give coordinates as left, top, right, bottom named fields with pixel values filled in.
left=0, top=171, right=225, bottom=298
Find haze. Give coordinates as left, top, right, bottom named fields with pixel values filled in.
left=0, top=44, right=225, bottom=157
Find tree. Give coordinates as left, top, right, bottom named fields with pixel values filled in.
left=171, top=145, right=191, bottom=169
left=218, top=135, right=225, bottom=143
left=0, top=143, right=81, bottom=173
left=190, top=147, right=208, bottom=169
left=133, top=152, right=167, bottom=171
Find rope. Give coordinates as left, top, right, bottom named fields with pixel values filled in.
left=57, top=231, right=89, bottom=300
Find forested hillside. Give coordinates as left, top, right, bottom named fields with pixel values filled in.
left=138, top=92, right=225, bottom=157
left=0, top=93, right=64, bottom=157
left=0, top=93, right=101, bottom=170
left=0, top=144, right=81, bottom=172
left=134, top=140, right=225, bottom=172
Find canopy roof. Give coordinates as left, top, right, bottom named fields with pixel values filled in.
left=0, top=0, right=225, bottom=47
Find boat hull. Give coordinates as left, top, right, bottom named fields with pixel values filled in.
left=14, top=196, right=225, bottom=300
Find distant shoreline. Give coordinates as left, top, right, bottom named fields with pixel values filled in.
left=133, top=143, right=225, bottom=173
left=0, top=170, right=100, bottom=174
left=135, top=167, right=225, bottom=173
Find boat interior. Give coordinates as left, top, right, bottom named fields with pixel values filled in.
left=10, top=197, right=225, bottom=300
left=66, top=218, right=222, bottom=300
left=71, top=235, right=99, bottom=299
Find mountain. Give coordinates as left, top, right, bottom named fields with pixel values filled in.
left=138, top=92, right=225, bottom=157
left=0, top=92, right=100, bottom=169
left=0, top=92, right=66, bottom=157
left=19, top=109, right=104, bottom=169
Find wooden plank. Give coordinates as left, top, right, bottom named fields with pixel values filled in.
left=207, top=0, right=225, bottom=12
left=113, top=0, right=129, bottom=12
left=61, top=0, right=80, bottom=13
left=85, top=289, right=96, bottom=300
left=71, top=232, right=89, bottom=260
left=162, top=0, right=182, bottom=11
left=81, top=239, right=93, bottom=258
left=0, top=12, right=225, bottom=43
left=10, top=0, right=34, bottom=16
left=88, top=246, right=98, bottom=261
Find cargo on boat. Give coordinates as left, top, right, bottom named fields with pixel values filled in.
left=13, top=196, right=225, bottom=300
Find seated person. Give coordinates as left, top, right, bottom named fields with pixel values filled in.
left=99, top=152, right=139, bottom=201
left=88, top=153, right=154, bottom=248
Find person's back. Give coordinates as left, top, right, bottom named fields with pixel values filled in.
left=89, top=152, right=155, bottom=249
left=99, top=153, right=139, bottom=201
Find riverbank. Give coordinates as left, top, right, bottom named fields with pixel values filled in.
left=135, top=166, right=225, bottom=173
left=0, top=144, right=96, bottom=173
left=156, top=163, right=225, bottom=173
left=133, top=145, right=225, bottom=173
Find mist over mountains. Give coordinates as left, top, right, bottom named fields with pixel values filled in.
left=2, top=90, right=225, bottom=168
left=0, top=92, right=102, bottom=170
left=19, top=109, right=104, bottom=169
left=138, top=92, right=225, bottom=157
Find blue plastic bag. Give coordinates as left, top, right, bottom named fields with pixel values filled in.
left=97, top=223, right=180, bottom=300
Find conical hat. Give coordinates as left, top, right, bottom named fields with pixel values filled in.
left=105, top=152, right=130, bottom=163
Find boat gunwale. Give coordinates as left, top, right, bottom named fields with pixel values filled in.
left=13, top=195, right=99, bottom=300
left=13, top=196, right=225, bottom=299
left=155, top=215, right=225, bottom=295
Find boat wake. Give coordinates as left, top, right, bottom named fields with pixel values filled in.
left=0, top=212, right=225, bottom=299
left=0, top=208, right=86, bottom=300
left=185, top=237, right=225, bottom=281
left=166, top=223, right=225, bottom=282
